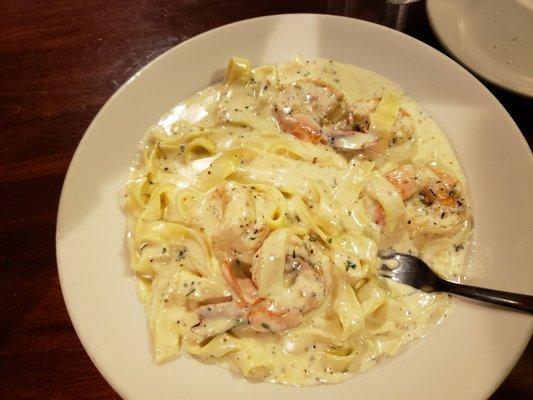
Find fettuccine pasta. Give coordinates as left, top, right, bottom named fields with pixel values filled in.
left=123, top=58, right=472, bottom=385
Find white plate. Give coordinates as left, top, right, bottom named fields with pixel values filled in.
left=56, top=14, right=533, bottom=400
left=427, top=0, right=533, bottom=97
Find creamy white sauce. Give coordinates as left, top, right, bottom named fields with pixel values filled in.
left=124, top=58, right=473, bottom=386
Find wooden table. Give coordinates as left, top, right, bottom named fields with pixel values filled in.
left=1, top=1, right=531, bottom=398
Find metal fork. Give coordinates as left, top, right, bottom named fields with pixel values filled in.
left=378, top=251, right=533, bottom=313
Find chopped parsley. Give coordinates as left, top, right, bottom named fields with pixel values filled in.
left=177, top=247, right=188, bottom=261
left=345, top=260, right=357, bottom=271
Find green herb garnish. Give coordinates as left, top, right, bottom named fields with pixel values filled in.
left=345, top=260, right=357, bottom=271
left=177, top=247, right=187, bottom=261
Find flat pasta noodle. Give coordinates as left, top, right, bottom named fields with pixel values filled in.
left=123, top=57, right=472, bottom=385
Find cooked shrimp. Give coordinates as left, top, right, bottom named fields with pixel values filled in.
left=277, top=78, right=345, bottom=120
left=385, top=164, right=418, bottom=200
left=248, top=232, right=331, bottom=332
left=273, top=79, right=346, bottom=144
left=193, top=232, right=331, bottom=337
left=195, top=182, right=270, bottom=264
left=374, top=202, right=386, bottom=227
left=275, top=112, right=324, bottom=144
left=191, top=259, right=256, bottom=338
left=385, top=164, right=468, bottom=235
left=273, top=84, right=411, bottom=153
left=248, top=300, right=304, bottom=333
left=220, top=259, right=260, bottom=305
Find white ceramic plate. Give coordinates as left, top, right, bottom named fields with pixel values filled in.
left=57, top=14, right=533, bottom=400
left=427, top=0, right=533, bottom=97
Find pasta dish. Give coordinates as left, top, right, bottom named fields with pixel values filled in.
left=123, top=58, right=472, bottom=385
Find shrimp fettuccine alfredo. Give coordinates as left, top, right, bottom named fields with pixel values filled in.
left=124, top=58, right=472, bottom=385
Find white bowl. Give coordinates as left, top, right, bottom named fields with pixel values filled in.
left=56, top=14, right=533, bottom=400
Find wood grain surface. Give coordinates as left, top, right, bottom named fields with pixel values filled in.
left=0, top=1, right=531, bottom=399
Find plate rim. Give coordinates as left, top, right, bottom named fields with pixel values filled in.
left=426, top=0, right=533, bottom=98
left=56, top=13, right=533, bottom=400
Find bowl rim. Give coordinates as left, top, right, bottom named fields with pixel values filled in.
left=426, top=0, right=533, bottom=98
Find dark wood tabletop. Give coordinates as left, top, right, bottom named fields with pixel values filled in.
left=1, top=1, right=531, bottom=399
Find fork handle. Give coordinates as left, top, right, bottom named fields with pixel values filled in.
left=438, top=279, right=533, bottom=313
